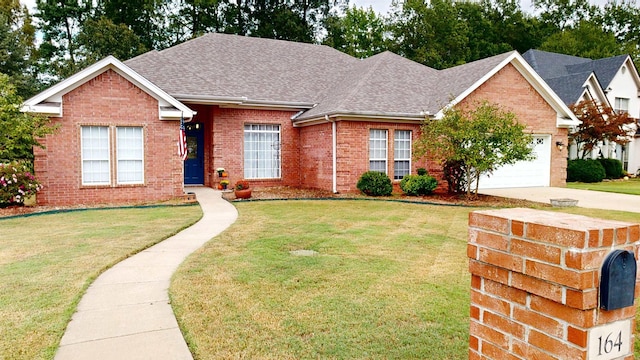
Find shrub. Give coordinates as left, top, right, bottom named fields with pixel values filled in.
left=0, top=161, right=43, bottom=205
left=416, top=168, right=428, bottom=176
left=356, top=171, right=392, bottom=196
left=400, top=175, right=438, bottom=196
left=567, top=159, right=606, bottom=183
left=597, top=158, right=623, bottom=179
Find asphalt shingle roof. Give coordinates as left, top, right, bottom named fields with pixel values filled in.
left=522, top=49, right=630, bottom=104
left=125, top=33, right=520, bottom=121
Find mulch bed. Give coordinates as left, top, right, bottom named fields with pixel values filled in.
left=0, top=186, right=547, bottom=219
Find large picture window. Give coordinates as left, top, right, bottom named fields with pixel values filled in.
left=369, top=129, right=388, bottom=173
left=116, top=127, right=144, bottom=184
left=81, top=126, right=110, bottom=185
left=244, top=124, right=281, bottom=179
left=81, top=126, right=144, bottom=185
left=394, top=130, right=411, bottom=180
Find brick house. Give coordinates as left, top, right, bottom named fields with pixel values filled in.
left=23, top=34, right=578, bottom=206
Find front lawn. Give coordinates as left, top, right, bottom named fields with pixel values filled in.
left=568, top=177, right=640, bottom=195
left=171, top=200, right=640, bottom=359
left=0, top=205, right=202, bottom=360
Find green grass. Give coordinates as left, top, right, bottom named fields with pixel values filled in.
left=0, top=205, right=202, bottom=360
left=568, top=178, right=640, bottom=195
left=171, top=200, right=640, bottom=359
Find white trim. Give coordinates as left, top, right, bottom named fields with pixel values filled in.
left=22, top=56, right=195, bottom=120
left=434, top=52, right=580, bottom=128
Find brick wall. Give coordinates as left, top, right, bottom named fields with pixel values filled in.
left=458, top=63, right=569, bottom=187
left=468, top=208, right=640, bottom=359
left=34, top=69, right=183, bottom=206
left=209, top=107, right=300, bottom=188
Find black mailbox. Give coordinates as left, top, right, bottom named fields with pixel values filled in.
left=600, top=250, right=637, bottom=311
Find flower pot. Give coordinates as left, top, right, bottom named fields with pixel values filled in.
left=221, top=172, right=228, bottom=177
left=234, top=188, right=252, bottom=199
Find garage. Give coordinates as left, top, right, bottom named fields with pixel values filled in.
left=477, top=135, right=551, bottom=189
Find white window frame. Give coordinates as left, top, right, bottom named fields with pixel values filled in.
left=244, top=124, right=281, bottom=179
left=369, top=129, right=388, bottom=173
left=116, top=127, right=144, bottom=184
left=615, top=97, right=629, bottom=114
left=81, top=126, right=111, bottom=185
left=394, top=130, right=412, bottom=180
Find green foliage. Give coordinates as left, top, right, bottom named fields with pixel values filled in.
left=567, top=159, right=606, bottom=183
left=0, top=73, right=57, bottom=163
left=322, top=6, right=386, bottom=58
left=598, top=158, right=624, bottom=179
left=0, top=161, right=43, bottom=205
left=76, top=17, right=147, bottom=63
left=415, top=101, right=534, bottom=197
left=356, top=171, right=392, bottom=196
left=0, top=5, right=39, bottom=97
left=540, top=21, right=621, bottom=60
left=416, top=167, right=427, bottom=176
left=399, top=174, right=437, bottom=196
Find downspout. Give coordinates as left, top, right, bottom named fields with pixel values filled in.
left=325, top=115, right=338, bottom=193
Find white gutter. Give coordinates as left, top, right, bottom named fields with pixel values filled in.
left=326, top=115, right=338, bottom=193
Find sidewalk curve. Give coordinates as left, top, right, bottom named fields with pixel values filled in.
left=54, top=187, right=238, bottom=360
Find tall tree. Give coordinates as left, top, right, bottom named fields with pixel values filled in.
left=540, top=21, right=622, bottom=60
left=76, top=17, right=147, bottom=64
left=323, top=6, right=386, bottom=58
left=0, top=1, right=39, bottom=97
left=95, top=0, right=168, bottom=49
left=388, top=0, right=469, bottom=69
left=533, top=0, right=599, bottom=30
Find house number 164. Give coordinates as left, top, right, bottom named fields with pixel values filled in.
left=597, top=331, right=622, bottom=355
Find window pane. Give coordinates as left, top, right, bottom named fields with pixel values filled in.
left=369, top=129, right=387, bottom=173
left=394, top=130, right=411, bottom=180
left=117, top=127, right=144, bottom=184
left=244, top=124, right=281, bottom=179
left=81, top=126, right=110, bottom=185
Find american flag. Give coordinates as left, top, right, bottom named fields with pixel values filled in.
left=178, top=115, right=188, bottom=161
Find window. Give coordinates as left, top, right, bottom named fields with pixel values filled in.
left=244, top=124, right=281, bottom=179
left=394, top=130, right=411, bottom=180
left=81, top=126, right=144, bottom=185
left=369, top=129, right=387, bottom=173
left=81, top=126, right=110, bottom=185
left=615, top=98, right=629, bottom=114
left=116, top=127, right=144, bottom=184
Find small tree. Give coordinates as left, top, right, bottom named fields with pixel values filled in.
left=415, top=101, right=534, bottom=198
left=569, top=99, right=636, bottom=159
left=0, top=73, right=56, bottom=164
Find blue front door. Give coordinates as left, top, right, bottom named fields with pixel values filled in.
left=184, top=123, right=204, bottom=185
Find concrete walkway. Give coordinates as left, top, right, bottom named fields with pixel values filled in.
left=480, top=187, right=640, bottom=213
left=55, top=187, right=238, bottom=360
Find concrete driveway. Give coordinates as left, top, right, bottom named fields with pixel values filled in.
left=479, top=187, right=640, bottom=213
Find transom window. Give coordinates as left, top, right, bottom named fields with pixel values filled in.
left=81, top=125, right=144, bottom=185
left=369, top=129, right=388, bottom=173
left=394, top=130, right=412, bottom=180
left=244, top=124, right=281, bottom=179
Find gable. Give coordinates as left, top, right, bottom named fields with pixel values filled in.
left=22, top=56, right=195, bottom=120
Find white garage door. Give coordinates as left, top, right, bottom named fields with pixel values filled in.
left=477, top=135, right=551, bottom=189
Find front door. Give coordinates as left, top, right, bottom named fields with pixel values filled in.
left=184, top=123, right=204, bottom=185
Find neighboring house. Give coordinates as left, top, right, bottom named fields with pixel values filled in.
left=523, top=49, right=640, bottom=174
left=23, top=34, right=578, bottom=206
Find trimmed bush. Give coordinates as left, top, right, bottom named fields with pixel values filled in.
left=598, top=158, right=624, bottom=179
left=0, top=161, right=43, bottom=205
left=357, top=171, right=393, bottom=196
left=417, top=168, right=428, bottom=176
left=567, top=159, right=606, bottom=183
left=400, top=175, right=438, bottom=196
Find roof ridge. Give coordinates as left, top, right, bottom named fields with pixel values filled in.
left=329, top=53, right=388, bottom=112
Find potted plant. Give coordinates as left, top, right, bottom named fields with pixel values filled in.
left=220, top=179, right=230, bottom=190
left=234, top=179, right=252, bottom=199
left=216, top=168, right=225, bottom=177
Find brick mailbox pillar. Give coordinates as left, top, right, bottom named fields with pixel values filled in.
left=468, top=208, right=640, bottom=360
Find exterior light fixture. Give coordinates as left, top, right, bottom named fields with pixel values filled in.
left=556, top=141, right=564, bottom=151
